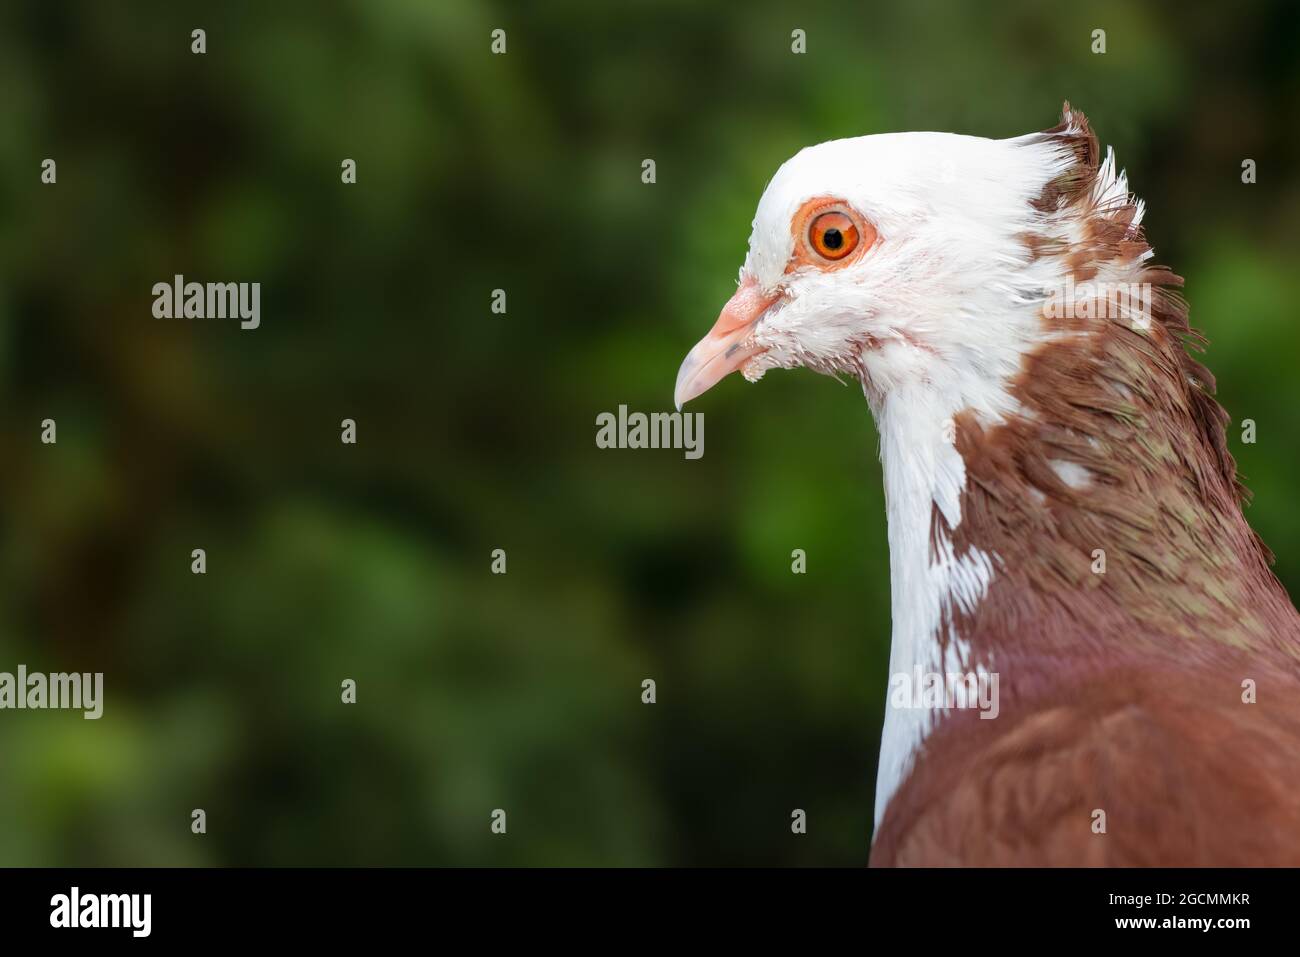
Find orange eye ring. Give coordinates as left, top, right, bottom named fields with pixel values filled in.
left=808, top=211, right=859, bottom=261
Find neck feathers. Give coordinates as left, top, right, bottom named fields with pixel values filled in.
left=951, top=106, right=1298, bottom=661
left=871, top=105, right=1300, bottom=827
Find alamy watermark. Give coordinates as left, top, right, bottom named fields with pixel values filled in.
left=596, top=404, right=704, bottom=460
left=50, top=887, right=150, bottom=937
left=152, top=274, right=260, bottom=330
left=1044, top=275, right=1153, bottom=328
left=888, top=666, right=1000, bottom=719
left=0, top=665, right=103, bottom=719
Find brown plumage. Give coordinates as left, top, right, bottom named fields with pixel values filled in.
left=873, top=107, right=1300, bottom=865
left=677, top=105, right=1300, bottom=866
left=871, top=662, right=1300, bottom=865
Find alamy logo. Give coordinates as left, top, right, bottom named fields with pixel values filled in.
left=1044, top=275, right=1152, bottom=328
left=152, top=274, right=260, bottom=330
left=888, top=667, right=1000, bottom=719
left=0, top=665, right=103, bottom=719
left=596, top=404, right=704, bottom=460
left=50, top=887, right=151, bottom=938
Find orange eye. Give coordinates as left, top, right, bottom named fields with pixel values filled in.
left=808, top=211, right=859, bottom=260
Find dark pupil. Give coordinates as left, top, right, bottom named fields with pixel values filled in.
left=822, top=227, right=843, bottom=250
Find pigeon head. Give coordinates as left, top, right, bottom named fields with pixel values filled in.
left=674, top=117, right=1093, bottom=416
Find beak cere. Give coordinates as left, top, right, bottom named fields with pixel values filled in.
left=674, top=279, right=778, bottom=410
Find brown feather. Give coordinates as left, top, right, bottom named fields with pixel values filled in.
left=872, top=105, right=1300, bottom=866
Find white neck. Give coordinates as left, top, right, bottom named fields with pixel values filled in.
left=865, top=362, right=999, bottom=830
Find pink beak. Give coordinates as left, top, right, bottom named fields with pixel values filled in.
left=674, top=279, right=778, bottom=410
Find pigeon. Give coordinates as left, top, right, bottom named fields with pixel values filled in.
left=675, top=105, right=1300, bottom=865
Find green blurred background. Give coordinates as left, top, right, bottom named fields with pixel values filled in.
left=1, top=0, right=1297, bottom=865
